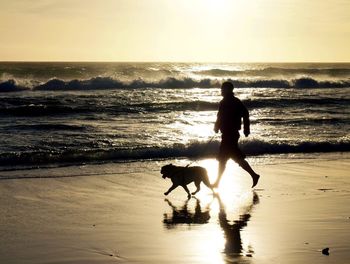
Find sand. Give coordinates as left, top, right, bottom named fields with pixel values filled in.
left=0, top=153, right=349, bottom=264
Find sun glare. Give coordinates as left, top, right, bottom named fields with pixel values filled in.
left=203, top=0, right=227, bottom=9
left=168, top=111, right=217, bottom=144
left=189, top=158, right=259, bottom=262
left=196, top=159, right=253, bottom=200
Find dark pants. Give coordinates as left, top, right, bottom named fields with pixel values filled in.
left=218, top=131, right=246, bottom=164
left=214, top=131, right=258, bottom=186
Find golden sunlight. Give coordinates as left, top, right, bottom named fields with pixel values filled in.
left=193, top=225, right=226, bottom=264
left=1, top=0, right=348, bottom=61
left=190, top=159, right=259, bottom=261
left=198, top=159, right=252, bottom=197
left=168, top=112, right=216, bottom=144
left=203, top=0, right=227, bottom=8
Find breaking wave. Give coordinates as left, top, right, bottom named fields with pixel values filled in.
left=0, top=79, right=28, bottom=92
left=1, top=76, right=350, bottom=92
left=0, top=139, right=349, bottom=168
left=195, top=67, right=350, bottom=77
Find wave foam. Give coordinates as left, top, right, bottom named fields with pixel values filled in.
left=0, top=139, right=348, bottom=168
left=1, top=76, right=350, bottom=92
left=195, top=67, right=350, bottom=77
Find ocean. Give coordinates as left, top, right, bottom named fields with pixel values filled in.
left=0, top=62, right=349, bottom=170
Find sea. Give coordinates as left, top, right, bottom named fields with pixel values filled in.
left=0, top=62, right=349, bottom=170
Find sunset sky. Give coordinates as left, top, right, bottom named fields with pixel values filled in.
left=0, top=0, right=349, bottom=62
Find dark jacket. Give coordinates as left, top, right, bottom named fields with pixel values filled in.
left=215, top=93, right=250, bottom=135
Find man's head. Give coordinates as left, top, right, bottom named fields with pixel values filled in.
left=221, top=81, right=234, bottom=97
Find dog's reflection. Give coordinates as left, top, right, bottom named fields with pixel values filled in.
left=217, top=192, right=259, bottom=259
left=163, top=197, right=211, bottom=228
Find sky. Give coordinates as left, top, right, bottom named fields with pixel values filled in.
left=0, top=0, right=349, bottom=62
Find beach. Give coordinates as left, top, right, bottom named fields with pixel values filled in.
left=0, top=62, right=349, bottom=263
left=1, top=0, right=350, bottom=261
left=1, top=153, right=349, bottom=264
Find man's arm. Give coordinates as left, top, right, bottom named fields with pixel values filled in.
left=214, top=102, right=222, bottom=133
left=214, top=118, right=220, bottom=133
left=242, top=104, right=250, bottom=137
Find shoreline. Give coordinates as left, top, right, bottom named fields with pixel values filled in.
left=0, top=151, right=348, bottom=177
left=0, top=153, right=349, bottom=264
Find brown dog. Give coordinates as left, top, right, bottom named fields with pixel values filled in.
left=161, top=164, right=213, bottom=198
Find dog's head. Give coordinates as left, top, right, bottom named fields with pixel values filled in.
left=161, top=164, right=176, bottom=179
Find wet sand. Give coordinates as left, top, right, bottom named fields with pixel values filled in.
left=0, top=153, right=349, bottom=264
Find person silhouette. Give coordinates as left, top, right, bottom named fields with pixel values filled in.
left=213, top=81, right=260, bottom=188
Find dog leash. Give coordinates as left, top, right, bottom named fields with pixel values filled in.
left=185, top=134, right=217, bottom=167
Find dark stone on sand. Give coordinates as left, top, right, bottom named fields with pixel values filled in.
left=322, top=247, right=330, bottom=255
left=317, top=188, right=333, bottom=192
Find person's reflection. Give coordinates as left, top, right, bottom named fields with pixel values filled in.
left=163, top=197, right=211, bottom=228
left=216, top=192, right=259, bottom=259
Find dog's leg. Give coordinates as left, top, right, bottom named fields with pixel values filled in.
left=203, top=175, right=214, bottom=191
left=181, top=185, right=191, bottom=199
left=164, top=184, right=178, bottom=196
left=191, top=181, right=201, bottom=195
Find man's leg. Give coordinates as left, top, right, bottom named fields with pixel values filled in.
left=237, top=159, right=260, bottom=188
left=212, top=157, right=228, bottom=188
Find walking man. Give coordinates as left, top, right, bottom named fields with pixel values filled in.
left=213, top=81, right=260, bottom=188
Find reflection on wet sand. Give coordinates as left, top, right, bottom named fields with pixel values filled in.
left=163, top=192, right=259, bottom=263
left=163, top=198, right=211, bottom=227
left=217, top=192, right=260, bottom=262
